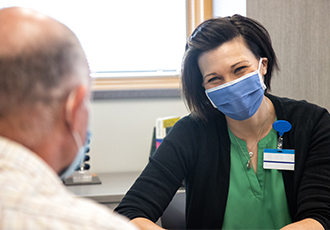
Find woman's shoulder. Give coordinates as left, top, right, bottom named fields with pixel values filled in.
left=172, top=114, right=205, bottom=135
left=267, top=94, right=329, bottom=122
left=176, top=111, right=226, bottom=130
left=268, top=94, right=313, bottom=107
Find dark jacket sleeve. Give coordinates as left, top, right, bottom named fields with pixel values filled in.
left=294, top=105, right=330, bottom=228
left=270, top=94, right=330, bottom=229
left=114, top=116, right=200, bottom=222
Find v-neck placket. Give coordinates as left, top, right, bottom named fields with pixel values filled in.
left=228, top=127, right=277, bottom=198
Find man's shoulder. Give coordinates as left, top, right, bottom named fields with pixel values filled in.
left=0, top=185, right=137, bottom=230
left=59, top=196, right=137, bottom=229
left=0, top=137, right=137, bottom=230
left=37, top=184, right=138, bottom=229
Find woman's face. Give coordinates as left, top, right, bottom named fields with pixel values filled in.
left=198, top=37, right=268, bottom=90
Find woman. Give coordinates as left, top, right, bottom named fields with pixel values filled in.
left=115, top=15, right=330, bottom=229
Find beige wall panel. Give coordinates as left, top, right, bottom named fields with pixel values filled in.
left=247, top=0, right=330, bottom=110
left=89, top=98, right=188, bottom=173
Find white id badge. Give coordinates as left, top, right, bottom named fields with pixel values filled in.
left=263, top=148, right=295, bottom=170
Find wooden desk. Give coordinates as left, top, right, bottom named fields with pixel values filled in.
left=65, top=171, right=141, bottom=209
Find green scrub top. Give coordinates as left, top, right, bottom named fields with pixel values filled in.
left=222, top=127, right=291, bottom=229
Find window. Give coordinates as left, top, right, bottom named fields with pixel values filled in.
left=1, top=0, right=187, bottom=93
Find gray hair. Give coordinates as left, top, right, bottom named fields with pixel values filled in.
left=0, top=31, right=89, bottom=119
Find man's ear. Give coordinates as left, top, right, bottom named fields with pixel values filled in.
left=65, top=85, right=88, bottom=131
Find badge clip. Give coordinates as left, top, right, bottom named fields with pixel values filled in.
left=263, top=120, right=294, bottom=171
left=273, top=120, right=292, bottom=152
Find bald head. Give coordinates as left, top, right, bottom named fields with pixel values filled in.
left=0, top=7, right=66, bottom=56
left=0, top=7, right=89, bottom=118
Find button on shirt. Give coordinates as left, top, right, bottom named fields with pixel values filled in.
left=0, top=136, right=138, bottom=230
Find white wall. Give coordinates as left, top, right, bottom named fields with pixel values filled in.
left=88, top=97, right=189, bottom=173
left=213, top=0, right=246, bottom=17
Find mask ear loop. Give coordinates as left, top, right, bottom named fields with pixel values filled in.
left=258, top=58, right=263, bottom=71
left=258, top=58, right=267, bottom=91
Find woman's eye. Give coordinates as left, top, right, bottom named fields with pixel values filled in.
left=234, top=66, right=246, bottom=74
left=208, top=77, right=221, bottom=83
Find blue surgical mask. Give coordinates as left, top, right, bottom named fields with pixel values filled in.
left=59, top=130, right=91, bottom=180
left=205, top=58, right=266, bottom=121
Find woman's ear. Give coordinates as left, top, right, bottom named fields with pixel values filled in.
left=261, top=57, right=268, bottom=76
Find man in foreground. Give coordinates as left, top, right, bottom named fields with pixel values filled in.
left=0, top=7, right=137, bottom=230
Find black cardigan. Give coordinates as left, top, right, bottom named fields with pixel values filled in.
left=115, top=94, right=330, bottom=229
